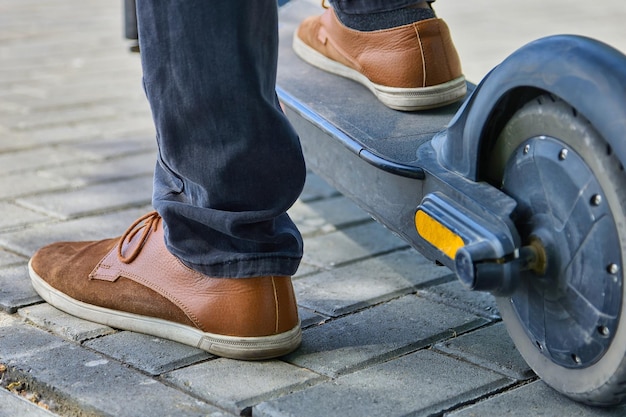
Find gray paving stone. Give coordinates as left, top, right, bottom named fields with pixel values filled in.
left=16, top=175, right=153, bottom=219
left=418, top=280, right=500, bottom=320
left=0, top=249, right=27, bottom=268
left=36, top=60, right=138, bottom=78
left=0, top=86, right=144, bottom=114
left=284, top=294, right=487, bottom=377
left=0, top=320, right=69, bottom=362
left=0, top=202, right=50, bottom=231
left=294, top=249, right=453, bottom=317
left=0, top=309, right=20, bottom=327
left=298, top=306, right=328, bottom=329
left=61, top=135, right=155, bottom=159
left=299, top=172, right=340, bottom=202
left=92, top=115, right=156, bottom=140
left=435, top=322, right=534, bottom=381
left=292, top=260, right=321, bottom=278
left=0, top=97, right=27, bottom=116
left=0, top=171, right=72, bottom=199
left=84, top=331, right=212, bottom=376
left=0, top=323, right=222, bottom=416
left=446, top=380, right=626, bottom=417
left=301, top=222, right=408, bottom=269
left=0, top=206, right=150, bottom=257
left=436, top=1, right=626, bottom=83
left=0, top=390, right=57, bottom=417
left=38, top=151, right=156, bottom=187
left=2, top=105, right=119, bottom=132
left=113, top=99, right=155, bottom=119
left=289, top=196, right=372, bottom=237
left=14, top=43, right=135, bottom=64
left=256, top=349, right=512, bottom=417
left=0, top=264, right=41, bottom=314
left=0, top=125, right=101, bottom=150
left=4, top=0, right=625, bottom=415
left=18, top=303, right=116, bottom=343
left=0, top=146, right=96, bottom=176
left=165, top=358, right=325, bottom=415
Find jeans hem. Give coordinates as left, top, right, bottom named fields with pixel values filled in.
left=181, top=255, right=302, bottom=278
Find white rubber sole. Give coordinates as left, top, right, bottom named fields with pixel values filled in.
left=293, top=33, right=467, bottom=111
left=28, top=260, right=302, bottom=360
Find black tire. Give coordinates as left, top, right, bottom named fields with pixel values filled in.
left=487, top=94, right=626, bottom=406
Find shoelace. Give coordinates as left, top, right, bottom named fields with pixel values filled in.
left=117, top=211, right=161, bottom=264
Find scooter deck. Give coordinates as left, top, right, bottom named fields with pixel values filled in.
left=276, top=0, right=469, bottom=175
left=277, top=0, right=482, bottom=256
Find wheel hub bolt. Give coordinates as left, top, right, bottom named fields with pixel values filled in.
left=608, top=263, right=620, bottom=275
left=591, top=194, right=602, bottom=206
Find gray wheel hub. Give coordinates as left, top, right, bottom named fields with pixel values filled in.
left=502, top=135, right=622, bottom=368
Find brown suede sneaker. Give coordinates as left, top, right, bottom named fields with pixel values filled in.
left=293, top=7, right=467, bottom=111
left=28, top=212, right=301, bottom=360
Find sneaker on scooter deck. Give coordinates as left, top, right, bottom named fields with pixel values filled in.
left=293, top=7, right=466, bottom=111
left=28, top=212, right=301, bottom=360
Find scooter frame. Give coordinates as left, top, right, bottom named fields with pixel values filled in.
left=276, top=0, right=626, bottom=406
left=123, top=0, right=626, bottom=406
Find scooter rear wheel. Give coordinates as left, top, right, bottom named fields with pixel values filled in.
left=487, top=94, right=626, bottom=406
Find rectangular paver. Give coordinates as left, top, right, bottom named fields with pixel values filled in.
left=0, top=206, right=151, bottom=257
left=301, top=221, right=408, bottom=268
left=435, top=322, right=534, bottom=381
left=294, top=248, right=453, bottom=317
left=285, top=294, right=487, bottom=377
left=16, top=175, right=153, bottom=219
left=18, top=303, right=116, bottom=343
left=165, top=358, right=325, bottom=415
left=0, top=249, right=27, bottom=268
left=0, top=390, right=57, bottom=417
left=288, top=195, right=371, bottom=237
left=298, top=172, right=340, bottom=203
left=446, top=380, right=626, bottom=417
left=256, top=349, right=512, bottom=417
left=0, top=146, right=95, bottom=176
left=0, top=202, right=50, bottom=231
left=84, top=331, right=212, bottom=376
left=418, top=280, right=500, bottom=320
left=37, top=152, right=156, bottom=187
left=58, top=135, right=154, bottom=160
left=0, top=323, right=222, bottom=416
left=0, top=264, right=41, bottom=313
left=0, top=171, right=72, bottom=199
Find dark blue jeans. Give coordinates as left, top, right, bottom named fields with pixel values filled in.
left=330, top=0, right=431, bottom=13
left=135, top=0, right=430, bottom=278
left=136, top=0, right=306, bottom=278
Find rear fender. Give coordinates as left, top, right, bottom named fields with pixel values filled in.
left=437, top=35, right=626, bottom=181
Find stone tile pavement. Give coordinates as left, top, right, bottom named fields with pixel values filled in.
left=1, top=0, right=626, bottom=416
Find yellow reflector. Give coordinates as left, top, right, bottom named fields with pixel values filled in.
left=415, top=210, right=464, bottom=259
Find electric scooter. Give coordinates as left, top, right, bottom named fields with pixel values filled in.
left=123, top=0, right=626, bottom=406
left=276, top=0, right=626, bottom=407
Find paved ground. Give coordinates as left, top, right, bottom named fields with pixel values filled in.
left=1, top=0, right=626, bottom=416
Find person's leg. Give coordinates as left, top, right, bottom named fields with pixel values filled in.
left=139, top=0, right=306, bottom=278
left=293, top=0, right=466, bottom=111
left=330, top=0, right=426, bottom=14
left=329, top=0, right=435, bottom=31
left=28, top=0, right=304, bottom=360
